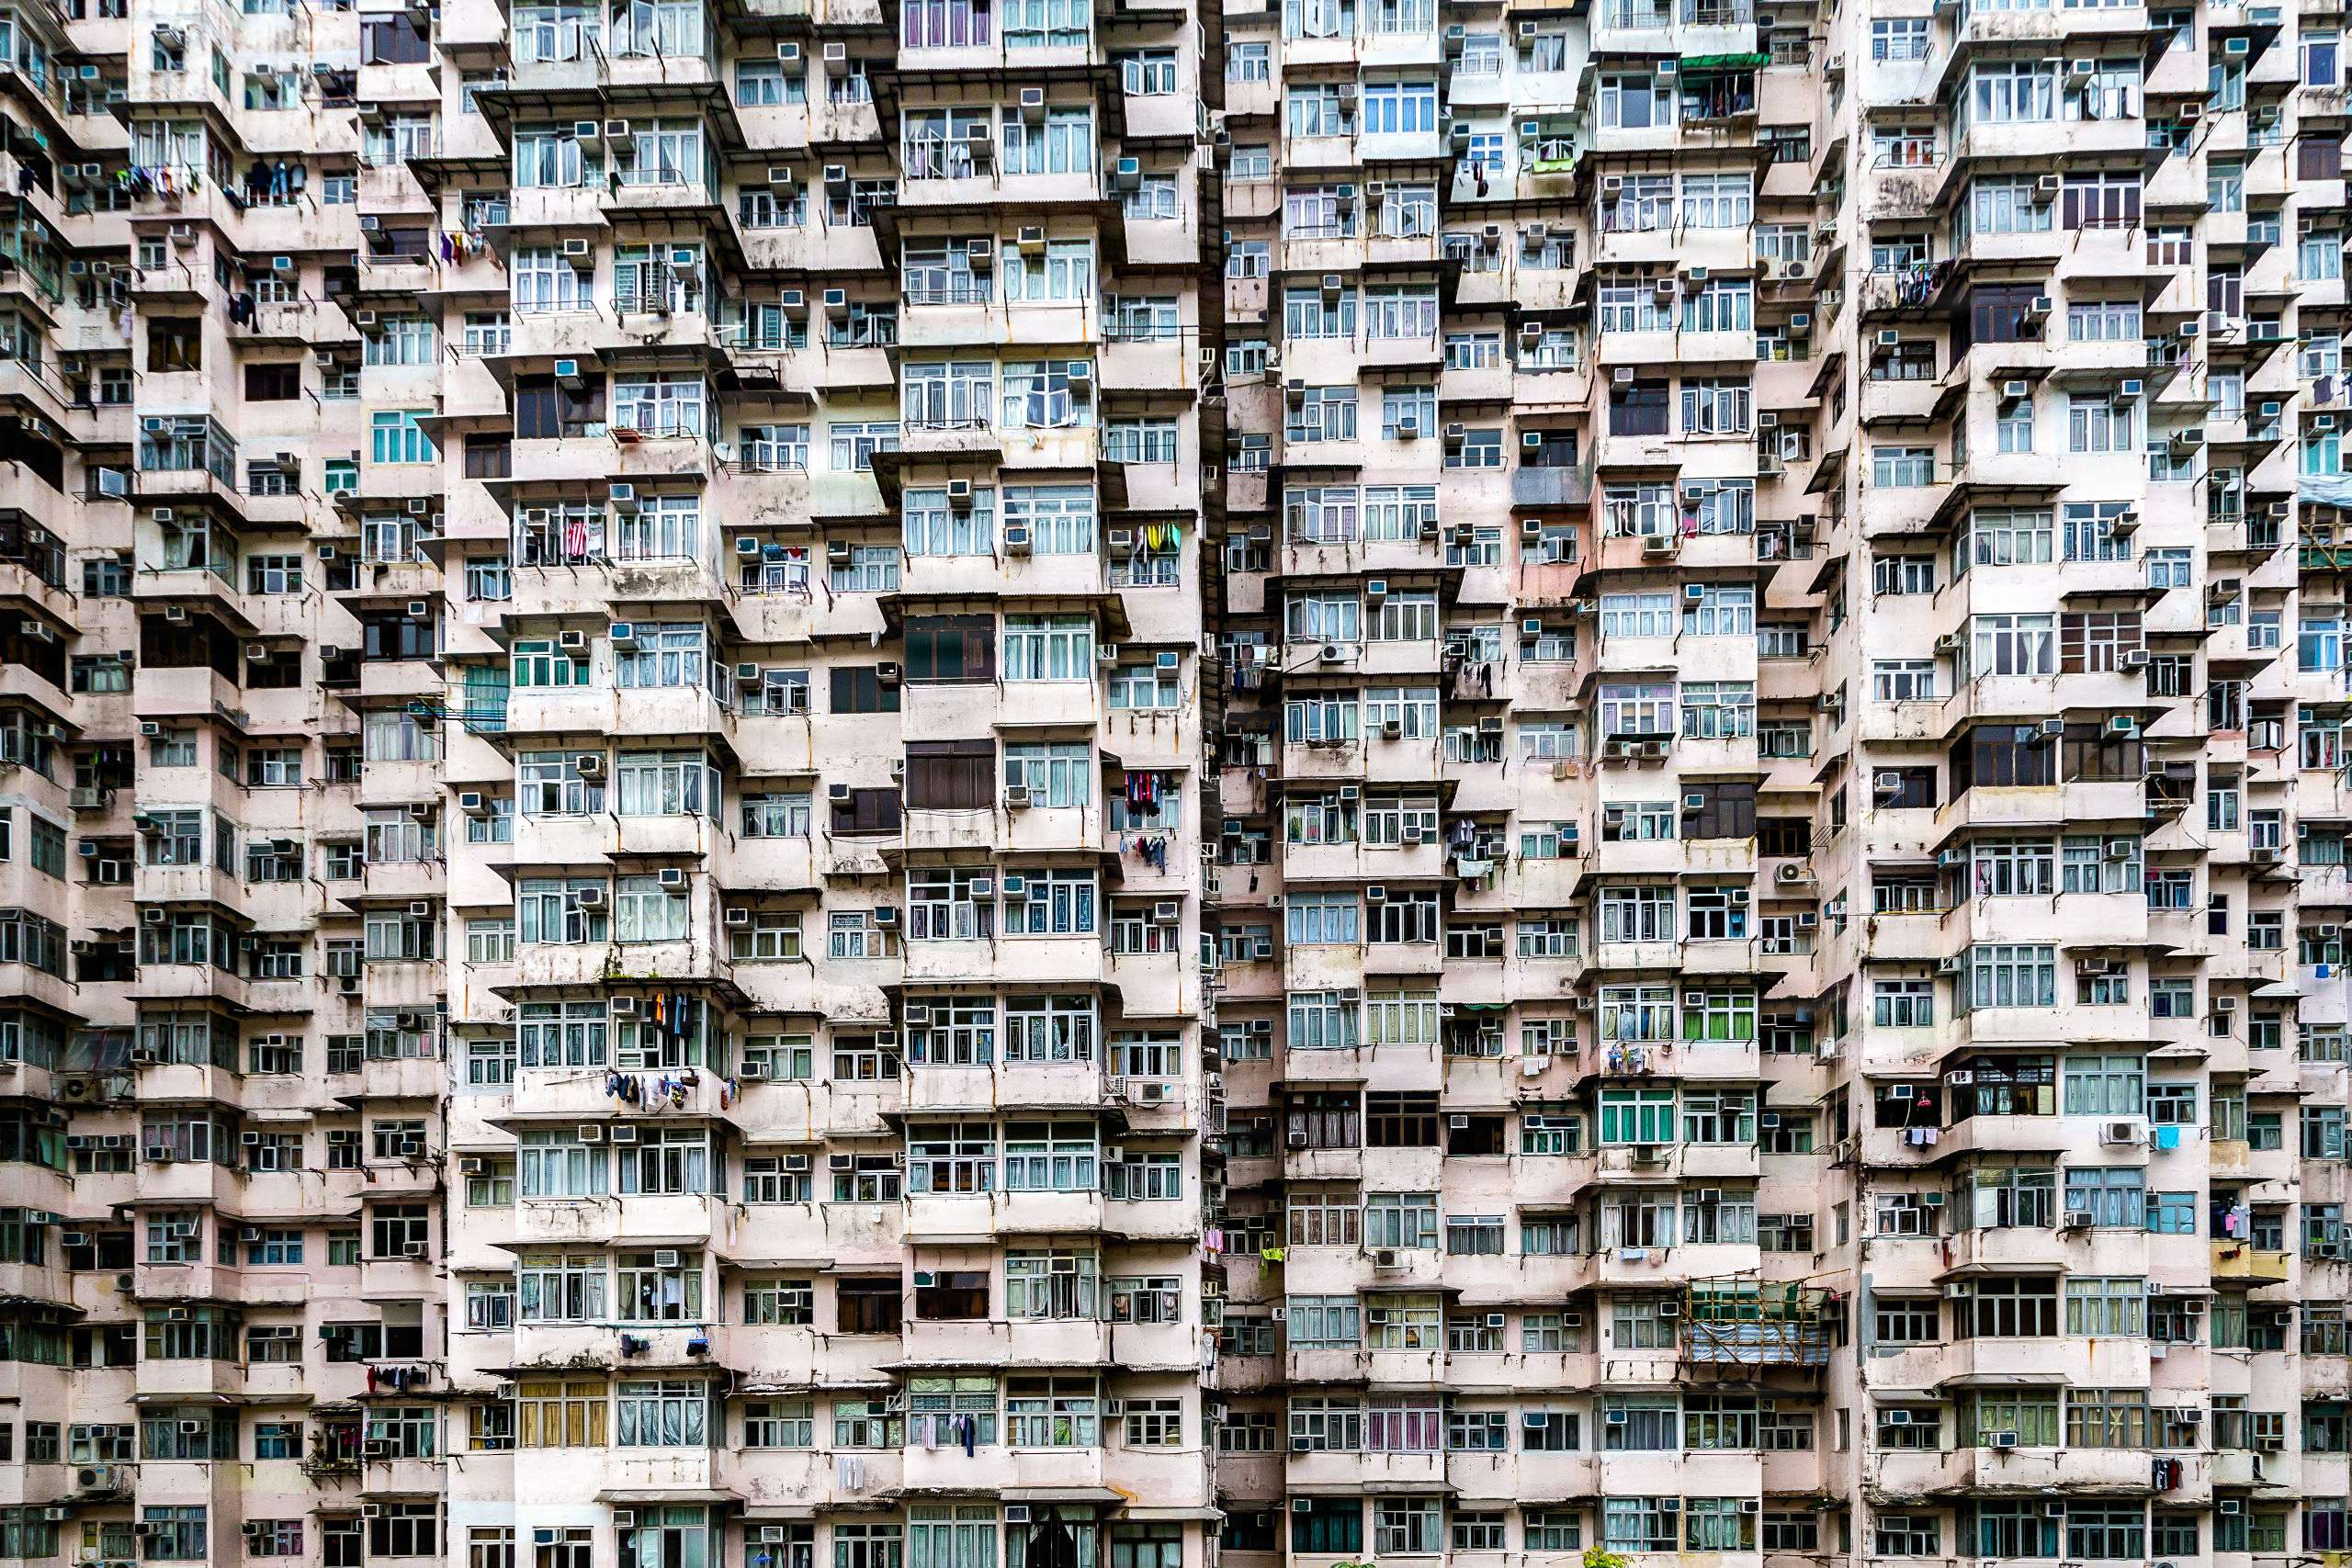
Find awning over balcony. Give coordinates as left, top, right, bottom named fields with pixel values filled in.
left=1679, top=51, right=1769, bottom=71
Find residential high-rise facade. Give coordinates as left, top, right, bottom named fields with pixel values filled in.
left=5, top=0, right=2350, bottom=1562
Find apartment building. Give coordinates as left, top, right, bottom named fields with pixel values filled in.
left=7, top=0, right=1228, bottom=1553
left=1208, top=0, right=2352, bottom=1562
left=1, top=0, right=2348, bottom=1558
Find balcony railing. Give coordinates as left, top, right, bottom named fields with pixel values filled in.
left=0, top=515, right=65, bottom=589
left=729, top=447, right=808, bottom=474
left=906, top=279, right=992, bottom=307
left=453, top=702, right=509, bottom=737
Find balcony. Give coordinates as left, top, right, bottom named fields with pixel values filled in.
left=1939, top=1223, right=2150, bottom=1279
left=902, top=931, right=1103, bottom=988
left=1946, top=0, right=2154, bottom=46
left=134, top=1355, right=246, bottom=1402
left=2210, top=1239, right=2292, bottom=1283
left=508, top=1193, right=727, bottom=1248
left=503, top=936, right=737, bottom=992
left=1510, top=462, right=1594, bottom=508
left=1869, top=1444, right=2166, bottom=1501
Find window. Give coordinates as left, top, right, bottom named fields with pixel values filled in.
left=369, top=411, right=435, bottom=465
left=2064, top=1276, right=2147, bottom=1337
left=615, top=626, right=709, bottom=690
left=1359, top=1191, right=1437, bottom=1250
left=1599, top=1088, right=1677, bottom=1145
left=1003, top=615, right=1095, bottom=680
left=2070, top=394, right=2136, bottom=453
left=1872, top=446, right=1936, bottom=486
left=906, top=745, right=1029, bottom=820
left=1873, top=16, right=1929, bottom=57
left=1290, top=1502, right=1360, bottom=1556
left=614, top=1381, right=707, bottom=1447
left=1286, top=892, right=1360, bottom=945
left=141, top=1509, right=209, bottom=1562
left=365, top=1505, right=436, bottom=1561
left=516, top=1381, right=607, bottom=1448
left=2062, top=1053, right=2145, bottom=1115
left=1967, top=944, right=2056, bottom=1009
left=616, top=751, right=716, bottom=818
left=1373, top=1500, right=1443, bottom=1557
